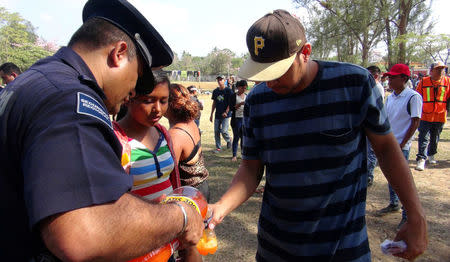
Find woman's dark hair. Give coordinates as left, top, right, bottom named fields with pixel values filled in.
left=134, top=71, right=170, bottom=97
left=154, top=71, right=170, bottom=87
left=236, top=80, right=248, bottom=87
left=168, top=83, right=199, bottom=122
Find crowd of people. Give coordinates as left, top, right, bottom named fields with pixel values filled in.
left=3, top=0, right=449, bottom=261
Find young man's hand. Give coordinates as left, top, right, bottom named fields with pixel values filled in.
left=393, top=213, right=428, bottom=261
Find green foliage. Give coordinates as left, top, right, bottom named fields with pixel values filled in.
left=165, top=47, right=246, bottom=77
left=296, top=0, right=385, bottom=66
left=403, top=34, right=450, bottom=65
left=205, top=47, right=232, bottom=75
left=294, top=0, right=433, bottom=67
left=0, top=7, right=55, bottom=71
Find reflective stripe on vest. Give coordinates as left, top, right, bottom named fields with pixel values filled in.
left=421, top=77, right=449, bottom=102
left=440, top=86, right=446, bottom=101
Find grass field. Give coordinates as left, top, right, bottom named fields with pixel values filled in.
left=160, top=83, right=450, bottom=261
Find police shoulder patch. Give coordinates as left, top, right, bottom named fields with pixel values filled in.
left=77, top=92, right=112, bottom=130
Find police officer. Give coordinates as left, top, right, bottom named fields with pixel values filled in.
left=0, top=0, right=203, bottom=261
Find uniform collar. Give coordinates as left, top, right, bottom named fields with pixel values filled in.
left=54, top=47, right=106, bottom=99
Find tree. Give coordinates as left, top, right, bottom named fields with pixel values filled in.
left=164, top=47, right=243, bottom=78
left=407, top=34, right=450, bottom=65
left=204, top=47, right=234, bottom=76
left=382, top=0, right=432, bottom=66
left=0, top=7, right=54, bottom=71
left=293, top=0, right=433, bottom=67
left=295, top=0, right=385, bottom=66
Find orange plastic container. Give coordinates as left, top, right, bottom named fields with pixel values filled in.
left=129, top=186, right=215, bottom=262
left=128, top=239, right=178, bottom=262
left=196, top=229, right=218, bottom=255
left=162, top=186, right=208, bottom=220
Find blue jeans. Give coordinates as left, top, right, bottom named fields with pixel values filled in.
left=232, top=117, right=243, bottom=157
left=214, top=117, right=231, bottom=149
left=388, top=149, right=409, bottom=220
left=416, top=121, right=444, bottom=160
left=367, top=140, right=377, bottom=181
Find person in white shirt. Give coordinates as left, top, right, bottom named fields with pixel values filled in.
left=375, top=64, right=422, bottom=230
left=230, top=80, right=248, bottom=162
left=366, top=65, right=385, bottom=186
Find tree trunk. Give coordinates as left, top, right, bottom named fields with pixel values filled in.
left=385, top=17, right=393, bottom=69
left=398, top=0, right=412, bottom=64
left=362, top=44, right=370, bottom=67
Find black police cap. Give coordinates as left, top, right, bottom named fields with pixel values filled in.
left=82, top=0, right=174, bottom=94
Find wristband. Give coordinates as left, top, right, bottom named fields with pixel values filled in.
left=173, top=202, right=187, bottom=236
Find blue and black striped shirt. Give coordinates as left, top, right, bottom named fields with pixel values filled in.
left=243, top=61, right=390, bottom=262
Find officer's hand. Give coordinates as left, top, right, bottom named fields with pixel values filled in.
left=393, top=213, right=428, bottom=261
left=177, top=202, right=204, bottom=249
left=207, top=203, right=226, bottom=230
left=151, top=194, right=166, bottom=203
left=209, top=115, right=213, bottom=122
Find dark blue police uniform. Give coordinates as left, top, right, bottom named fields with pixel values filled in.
left=0, top=47, right=133, bottom=260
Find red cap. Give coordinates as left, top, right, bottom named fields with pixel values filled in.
left=383, top=64, right=410, bottom=77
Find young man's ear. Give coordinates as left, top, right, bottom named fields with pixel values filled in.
left=108, top=41, right=129, bottom=67
left=301, top=43, right=312, bottom=61
left=11, top=72, right=18, bottom=78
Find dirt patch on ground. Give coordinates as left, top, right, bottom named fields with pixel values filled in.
left=366, top=121, right=450, bottom=262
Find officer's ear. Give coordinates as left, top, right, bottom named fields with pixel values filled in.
left=108, top=41, right=129, bottom=68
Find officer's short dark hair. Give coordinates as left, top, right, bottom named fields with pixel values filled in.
left=0, top=62, right=21, bottom=75
left=68, top=18, right=136, bottom=60
left=366, top=65, right=381, bottom=75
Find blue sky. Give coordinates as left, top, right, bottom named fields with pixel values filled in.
left=0, top=0, right=449, bottom=57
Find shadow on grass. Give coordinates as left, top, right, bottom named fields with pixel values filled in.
left=201, top=143, right=266, bottom=261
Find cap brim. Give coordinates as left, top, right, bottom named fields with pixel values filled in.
left=383, top=72, right=401, bottom=77
left=238, top=53, right=296, bottom=81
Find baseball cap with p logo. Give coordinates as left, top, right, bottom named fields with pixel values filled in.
left=238, top=9, right=306, bottom=81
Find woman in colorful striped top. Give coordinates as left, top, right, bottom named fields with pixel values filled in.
left=114, top=74, right=201, bottom=262
left=115, top=74, right=180, bottom=201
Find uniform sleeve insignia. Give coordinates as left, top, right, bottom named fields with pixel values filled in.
left=77, top=92, right=112, bottom=130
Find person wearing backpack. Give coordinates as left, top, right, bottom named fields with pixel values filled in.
left=375, top=64, right=422, bottom=230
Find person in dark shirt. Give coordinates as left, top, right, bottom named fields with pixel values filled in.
left=209, top=75, right=233, bottom=152
left=208, top=9, right=427, bottom=262
left=0, top=0, right=203, bottom=261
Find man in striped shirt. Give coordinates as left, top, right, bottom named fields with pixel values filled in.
left=209, top=9, right=427, bottom=261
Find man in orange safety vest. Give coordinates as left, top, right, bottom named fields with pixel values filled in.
left=415, top=61, right=450, bottom=171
